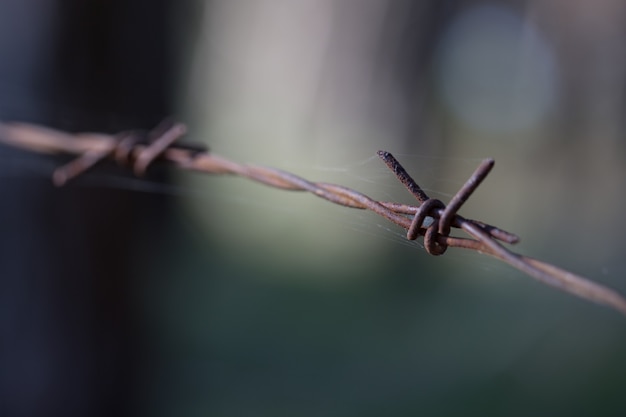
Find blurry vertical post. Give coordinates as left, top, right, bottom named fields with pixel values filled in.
left=0, top=1, right=196, bottom=416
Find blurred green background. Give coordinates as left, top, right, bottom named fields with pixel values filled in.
left=2, top=1, right=626, bottom=416
left=163, top=1, right=626, bottom=416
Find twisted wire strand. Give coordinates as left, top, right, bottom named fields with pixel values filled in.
left=1, top=119, right=626, bottom=316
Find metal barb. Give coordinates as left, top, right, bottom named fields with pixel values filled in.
left=377, top=150, right=429, bottom=203
left=134, top=122, right=188, bottom=176
left=438, top=158, right=494, bottom=236
left=1, top=119, right=626, bottom=316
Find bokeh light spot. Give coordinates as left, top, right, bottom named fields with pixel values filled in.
left=436, top=4, right=557, bottom=134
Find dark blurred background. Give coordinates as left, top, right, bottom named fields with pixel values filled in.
left=0, top=0, right=193, bottom=415
left=1, top=1, right=626, bottom=416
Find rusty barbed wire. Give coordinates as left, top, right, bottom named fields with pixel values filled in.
left=1, top=119, right=626, bottom=316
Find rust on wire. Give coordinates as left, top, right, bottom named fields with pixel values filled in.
left=1, top=119, right=626, bottom=316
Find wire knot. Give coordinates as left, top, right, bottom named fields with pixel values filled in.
left=114, top=119, right=189, bottom=177
left=407, top=198, right=448, bottom=255
left=52, top=119, right=204, bottom=186
left=377, top=151, right=519, bottom=256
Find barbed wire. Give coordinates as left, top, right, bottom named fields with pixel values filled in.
left=1, top=119, right=626, bottom=316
